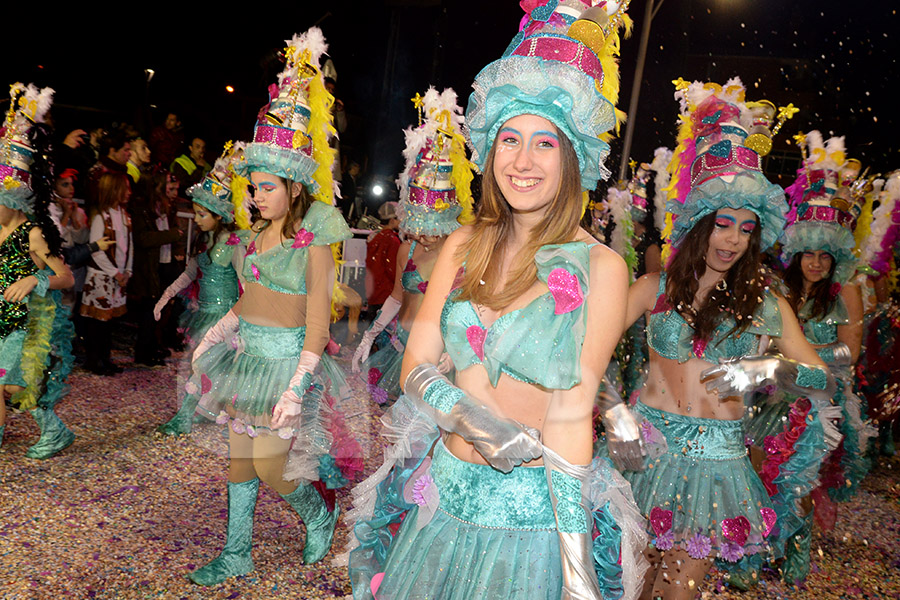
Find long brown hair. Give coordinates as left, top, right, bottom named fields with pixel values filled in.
left=95, top=172, right=131, bottom=215
left=453, top=130, right=582, bottom=310
left=665, top=211, right=766, bottom=342
left=783, top=252, right=836, bottom=321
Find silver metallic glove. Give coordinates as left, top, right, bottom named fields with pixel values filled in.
left=702, top=355, right=836, bottom=404
left=543, top=445, right=602, bottom=600
left=817, top=341, right=852, bottom=369
left=404, top=363, right=542, bottom=473
left=598, top=379, right=644, bottom=472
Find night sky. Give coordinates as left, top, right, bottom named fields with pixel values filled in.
left=3, top=1, right=896, bottom=196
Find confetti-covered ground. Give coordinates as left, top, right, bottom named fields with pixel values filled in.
left=1, top=350, right=898, bottom=599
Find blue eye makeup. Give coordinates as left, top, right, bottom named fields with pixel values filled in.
left=739, top=220, right=757, bottom=234
left=714, top=215, right=736, bottom=228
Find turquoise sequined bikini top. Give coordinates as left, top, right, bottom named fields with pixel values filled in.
left=242, top=202, right=351, bottom=295
left=798, top=296, right=848, bottom=346
left=401, top=241, right=427, bottom=295
left=198, top=235, right=240, bottom=307
left=440, top=241, right=595, bottom=390
left=647, top=273, right=783, bottom=364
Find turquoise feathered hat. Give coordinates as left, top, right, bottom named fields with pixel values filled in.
left=465, top=0, right=632, bottom=192
left=0, top=83, right=54, bottom=213
left=397, top=87, right=474, bottom=237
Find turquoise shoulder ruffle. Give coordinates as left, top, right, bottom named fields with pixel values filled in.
left=302, top=202, right=352, bottom=246
left=489, top=242, right=589, bottom=389
left=745, top=289, right=783, bottom=338
left=781, top=221, right=857, bottom=285
left=209, top=233, right=239, bottom=268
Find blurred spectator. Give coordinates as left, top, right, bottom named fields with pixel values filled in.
left=365, top=201, right=401, bottom=311
left=339, top=160, right=360, bottom=222
left=81, top=172, right=134, bottom=375
left=170, top=137, right=210, bottom=197
left=324, top=77, right=347, bottom=181
left=127, top=138, right=152, bottom=183
left=149, top=112, right=183, bottom=167
left=129, top=169, right=183, bottom=366
left=56, top=127, right=103, bottom=198
left=88, top=129, right=132, bottom=210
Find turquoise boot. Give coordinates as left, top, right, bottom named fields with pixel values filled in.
left=783, top=512, right=813, bottom=586
left=156, top=393, right=201, bottom=436
left=280, top=483, right=340, bottom=564
left=26, top=407, right=75, bottom=459
left=0, top=424, right=5, bottom=448
left=189, top=478, right=259, bottom=586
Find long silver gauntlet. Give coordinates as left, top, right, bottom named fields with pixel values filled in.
left=403, top=363, right=542, bottom=473
left=543, top=445, right=601, bottom=600
left=702, top=355, right=836, bottom=404
left=598, top=379, right=644, bottom=472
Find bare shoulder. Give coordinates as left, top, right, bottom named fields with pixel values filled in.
left=444, top=225, right=474, bottom=251
left=28, top=224, right=49, bottom=248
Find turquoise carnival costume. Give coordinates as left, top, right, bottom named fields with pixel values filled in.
left=356, top=88, right=473, bottom=402
left=156, top=143, right=250, bottom=436
left=746, top=132, right=876, bottom=584
left=0, top=83, right=76, bottom=459
left=183, top=30, right=362, bottom=586
left=620, top=79, right=833, bottom=574
left=346, top=3, right=650, bottom=599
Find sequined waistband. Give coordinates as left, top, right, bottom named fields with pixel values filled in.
left=635, top=401, right=747, bottom=460
left=238, top=318, right=306, bottom=359
left=431, top=440, right=556, bottom=530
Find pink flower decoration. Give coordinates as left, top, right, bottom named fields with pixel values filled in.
left=246, top=425, right=258, bottom=438
left=277, top=427, right=293, bottom=439
left=721, top=516, right=751, bottom=546
left=720, top=540, right=745, bottom=562
left=292, top=228, right=315, bottom=248
left=760, top=507, right=777, bottom=537
left=200, top=373, right=212, bottom=395
left=231, top=420, right=247, bottom=434
left=829, top=282, right=842, bottom=298
left=547, top=268, right=583, bottom=314
left=404, top=259, right=416, bottom=273
left=685, top=533, right=712, bottom=559
left=245, top=241, right=256, bottom=256
left=215, top=412, right=230, bottom=425
left=226, top=233, right=241, bottom=246
left=251, top=263, right=260, bottom=281
left=466, top=325, right=486, bottom=361
left=368, top=368, right=382, bottom=385
left=411, top=474, right=435, bottom=506
left=231, top=393, right=239, bottom=406
left=0, top=368, right=7, bottom=378
left=368, top=384, right=389, bottom=405
left=417, top=281, right=428, bottom=294
left=649, top=507, right=673, bottom=537
left=370, top=572, right=385, bottom=598
left=653, top=530, right=674, bottom=551
left=185, top=381, right=200, bottom=395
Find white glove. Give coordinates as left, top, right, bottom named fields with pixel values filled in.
left=154, top=265, right=196, bottom=320
left=352, top=295, right=402, bottom=373
left=192, top=310, right=239, bottom=366
left=271, top=351, right=321, bottom=429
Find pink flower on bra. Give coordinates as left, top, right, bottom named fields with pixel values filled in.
left=404, top=259, right=416, bottom=273
left=245, top=241, right=256, bottom=256
left=292, top=228, right=315, bottom=248
left=226, top=233, right=241, bottom=246
left=547, top=268, right=583, bottom=314
left=251, top=264, right=260, bottom=281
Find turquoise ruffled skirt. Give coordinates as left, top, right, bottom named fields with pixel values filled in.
left=362, top=323, right=409, bottom=401
left=190, top=318, right=361, bottom=487
left=0, top=329, right=27, bottom=388
left=624, top=402, right=778, bottom=565
left=346, top=396, right=648, bottom=600
left=179, top=301, right=231, bottom=348
left=820, top=377, right=875, bottom=503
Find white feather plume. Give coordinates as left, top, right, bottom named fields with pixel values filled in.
left=606, top=187, right=632, bottom=258
left=862, top=173, right=900, bottom=267
left=650, top=147, right=672, bottom=232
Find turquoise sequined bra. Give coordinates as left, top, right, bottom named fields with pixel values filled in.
left=198, top=237, right=240, bottom=308
left=401, top=241, right=427, bottom=295
left=242, top=202, right=351, bottom=295
left=799, top=296, right=848, bottom=346
left=440, top=242, right=594, bottom=390
left=647, top=273, right=783, bottom=364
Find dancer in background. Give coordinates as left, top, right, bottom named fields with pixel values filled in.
left=155, top=142, right=249, bottom=436
left=621, top=79, right=834, bottom=599
left=0, top=83, right=76, bottom=458
left=352, top=87, right=473, bottom=402
left=347, top=4, right=649, bottom=599
left=183, top=30, right=360, bottom=585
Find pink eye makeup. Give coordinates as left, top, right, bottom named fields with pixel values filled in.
left=531, top=130, right=559, bottom=148
left=714, top=215, right=736, bottom=228
left=739, top=220, right=757, bottom=234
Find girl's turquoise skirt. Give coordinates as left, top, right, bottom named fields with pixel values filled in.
left=363, top=322, right=409, bottom=400
left=624, top=401, right=779, bottom=565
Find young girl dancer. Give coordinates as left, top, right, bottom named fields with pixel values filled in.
left=351, top=87, right=473, bottom=401
left=154, top=143, right=249, bottom=436
left=347, top=4, right=649, bottom=599
left=184, top=30, right=360, bottom=585
left=0, top=83, right=76, bottom=457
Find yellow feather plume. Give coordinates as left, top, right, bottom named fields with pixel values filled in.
left=306, top=69, right=337, bottom=205
left=449, top=132, right=475, bottom=225
left=854, top=192, right=875, bottom=254
left=230, top=172, right=252, bottom=230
